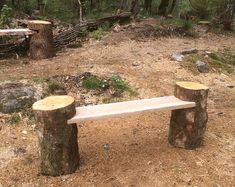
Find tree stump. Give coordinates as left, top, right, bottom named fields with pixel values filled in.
left=33, top=95, right=79, bottom=176
left=168, top=82, right=209, bottom=149
left=28, top=20, right=55, bottom=60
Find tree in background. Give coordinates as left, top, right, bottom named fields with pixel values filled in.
left=131, top=0, right=140, bottom=18
left=158, top=0, right=178, bottom=16
left=0, top=0, right=6, bottom=9
left=144, top=0, right=152, bottom=13
left=219, top=0, right=235, bottom=30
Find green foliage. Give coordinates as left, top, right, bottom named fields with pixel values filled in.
left=110, top=75, right=129, bottom=92
left=189, top=0, right=210, bottom=19
left=208, top=48, right=235, bottom=73
left=82, top=75, right=108, bottom=90
left=91, top=27, right=106, bottom=40
left=102, top=97, right=123, bottom=104
left=8, top=113, right=21, bottom=124
left=47, top=79, right=63, bottom=93
left=32, top=77, right=64, bottom=93
left=79, top=27, right=89, bottom=37
left=110, top=75, right=138, bottom=96
left=182, top=20, right=193, bottom=30
left=82, top=74, right=138, bottom=96
left=183, top=48, right=235, bottom=74
left=160, top=18, right=194, bottom=30
left=0, top=4, right=12, bottom=26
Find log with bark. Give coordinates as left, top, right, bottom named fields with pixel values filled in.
left=33, top=95, right=80, bottom=176
left=0, top=13, right=131, bottom=57
left=168, top=82, right=209, bottom=149
left=28, top=20, right=55, bottom=59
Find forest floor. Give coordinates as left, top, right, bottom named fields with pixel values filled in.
left=0, top=18, right=235, bottom=187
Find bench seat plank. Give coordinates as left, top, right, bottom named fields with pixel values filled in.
left=0, top=29, right=34, bottom=36
left=67, top=96, right=195, bottom=124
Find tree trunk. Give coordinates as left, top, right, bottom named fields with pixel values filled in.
left=28, top=20, right=55, bottom=60
left=0, top=0, right=5, bottom=9
left=131, top=0, right=140, bottom=18
left=221, top=0, right=235, bottom=30
left=144, top=0, right=152, bottom=13
left=169, top=0, right=178, bottom=14
left=37, top=0, right=44, bottom=15
left=158, top=0, right=170, bottom=16
left=168, top=82, right=209, bottom=150
left=33, top=95, right=80, bottom=176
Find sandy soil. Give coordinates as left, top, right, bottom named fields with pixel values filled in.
left=0, top=19, right=235, bottom=187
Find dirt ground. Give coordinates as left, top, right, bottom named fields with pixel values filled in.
left=0, top=19, right=235, bottom=187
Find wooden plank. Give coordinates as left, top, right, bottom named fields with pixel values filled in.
left=0, top=29, right=35, bottom=36
left=67, top=96, right=196, bottom=124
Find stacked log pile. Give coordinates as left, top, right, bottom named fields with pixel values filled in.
left=0, top=12, right=131, bottom=58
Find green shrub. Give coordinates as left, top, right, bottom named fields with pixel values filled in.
left=0, top=5, right=12, bottom=26
left=8, top=113, right=21, bottom=124
left=110, top=75, right=129, bottom=92
left=92, top=27, right=106, bottom=40
left=182, top=20, right=193, bottom=30
left=189, top=0, right=210, bottom=19
left=82, top=76, right=108, bottom=90
left=79, top=27, right=88, bottom=37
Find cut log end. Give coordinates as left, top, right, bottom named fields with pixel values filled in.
left=33, top=95, right=74, bottom=111
left=176, top=81, right=209, bottom=91
left=28, top=20, right=51, bottom=25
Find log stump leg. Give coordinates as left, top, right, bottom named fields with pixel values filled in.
left=33, top=95, right=79, bottom=176
left=28, top=20, right=55, bottom=60
left=168, top=82, right=209, bottom=149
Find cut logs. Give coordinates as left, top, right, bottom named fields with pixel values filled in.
left=168, top=82, right=209, bottom=150
left=28, top=20, right=55, bottom=60
left=33, top=95, right=79, bottom=176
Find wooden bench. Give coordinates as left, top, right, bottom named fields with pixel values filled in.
left=67, top=96, right=195, bottom=123
left=0, top=20, right=55, bottom=59
left=0, top=28, right=35, bottom=36
left=33, top=81, right=209, bottom=176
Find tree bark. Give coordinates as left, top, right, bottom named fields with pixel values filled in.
left=144, top=0, right=152, bottom=13
left=33, top=95, right=79, bottom=176
left=0, top=0, right=5, bottom=9
left=158, top=0, right=170, bottom=16
left=28, top=20, right=55, bottom=60
left=168, top=82, right=209, bottom=150
left=169, top=0, right=178, bottom=14
left=37, top=0, right=44, bottom=15
left=220, top=0, right=235, bottom=30
left=131, top=0, right=140, bottom=18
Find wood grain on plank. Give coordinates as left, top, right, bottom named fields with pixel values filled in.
left=67, top=96, right=196, bottom=124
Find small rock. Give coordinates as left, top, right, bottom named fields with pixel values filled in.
left=113, top=24, right=121, bottom=33
left=103, top=144, right=110, bottom=151
left=0, top=81, right=44, bottom=114
left=13, top=147, right=27, bottom=156
left=171, top=52, right=184, bottom=62
left=205, top=50, right=212, bottom=55
left=217, top=112, right=224, bottom=116
left=22, top=130, right=27, bottom=135
left=180, top=48, right=198, bottom=55
left=195, top=60, right=209, bottom=73
left=196, top=161, right=203, bottom=167
left=227, top=85, right=235, bottom=89
left=132, top=61, right=140, bottom=66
